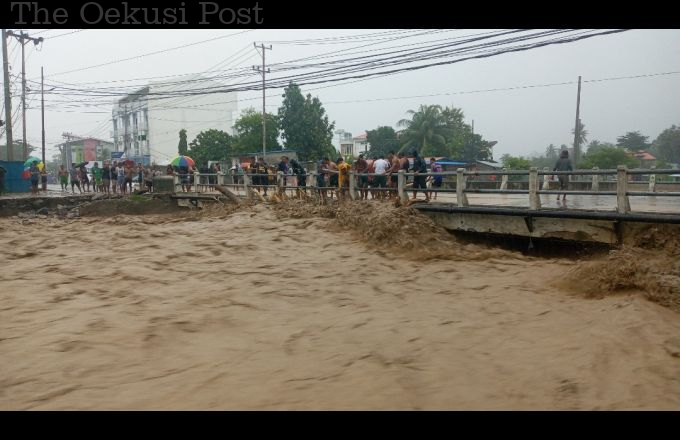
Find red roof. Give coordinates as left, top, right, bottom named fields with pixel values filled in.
left=628, top=151, right=656, bottom=161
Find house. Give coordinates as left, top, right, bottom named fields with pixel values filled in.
left=627, top=150, right=656, bottom=168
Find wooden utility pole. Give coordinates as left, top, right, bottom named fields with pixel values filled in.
left=1, top=29, right=13, bottom=161
left=573, top=76, right=582, bottom=164
left=6, top=30, right=43, bottom=160
left=253, top=43, right=272, bottom=160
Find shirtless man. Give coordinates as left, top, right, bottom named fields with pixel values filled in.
left=385, top=151, right=401, bottom=198
left=124, top=164, right=134, bottom=194
left=354, top=154, right=369, bottom=200
left=323, top=158, right=339, bottom=201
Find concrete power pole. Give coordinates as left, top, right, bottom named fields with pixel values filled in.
left=41, top=66, right=45, bottom=164
left=1, top=29, right=13, bottom=161
left=572, top=76, right=582, bottom=165
left=7, top=30, right=43, bottom=161
left=253, top=43, right=272, bottom=160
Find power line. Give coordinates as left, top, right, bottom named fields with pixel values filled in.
left=42, top=29, right=256, bottom=79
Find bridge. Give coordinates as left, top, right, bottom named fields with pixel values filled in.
left=169, top=166, right=680, bottom=246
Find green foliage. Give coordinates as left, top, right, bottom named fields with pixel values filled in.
left=578, top=146, right=639, bottom=169
left=571, top=120, right=588, bottom=146
left=396, top=104, right=451, bottom=156
left=178, top=129, right=189, bottom=156
left=188, top=129, right=234, bottom=167
left=366, top=126, right=399, bottom=157
left=653, top=124, right=680, bottom=164
left=616, top=131, right=650, bottom=151
left=586, top=140, right=618, bottom=155
left=501, top=154, right=532, bottom=170
left=232, top=107, right=280, bottom=155
left=278, top=82, right=336, bottom=162
left=0, top=140, right=37, bottom=161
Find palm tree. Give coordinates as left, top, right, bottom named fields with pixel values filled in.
left=396, top=105, right=451, bottom=156
left=571, top=119, right=588, bottom=147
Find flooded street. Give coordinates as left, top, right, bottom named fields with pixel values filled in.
left=1, top=203, right=680, bottom=410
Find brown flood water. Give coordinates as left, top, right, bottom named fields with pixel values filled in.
left=1, top=201, right=680, bottom=410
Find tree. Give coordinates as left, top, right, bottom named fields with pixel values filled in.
left=396, top=104, right=451, bottom=156
left=0, top=140, right=37, bottom=161
left=571, top=120, right=588, bottom=147
left=233, top=107, right=280, bottom=155
left=586, top=140, right=617, bottom=155
left=188, top=129, right=234, bottom=167
left=578, top=146, right=639, bottom=169
left=545, top=144, right=558, bottom=159
left=501, top=154, right=532, bottom=170
left=652, top=124, right=680, bottom=164
left=616, top=131, right=650, bottom=151
left=366, top=126, right=399, bottom=157
left=178, top=129, right=188, bottom=156
left=278, top=82, right=336, bottom=162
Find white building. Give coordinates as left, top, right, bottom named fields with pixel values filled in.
left=112, top=76, right=237, bottom=165
left=339, top=132, right=370, bottom=157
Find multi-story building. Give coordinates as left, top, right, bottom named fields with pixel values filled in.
left=112, top=76, right=237, bottom=165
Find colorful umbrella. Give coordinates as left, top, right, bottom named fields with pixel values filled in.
left=24, top=157, right=42, bottom=167
left=170, top=155, right=195, bottom=168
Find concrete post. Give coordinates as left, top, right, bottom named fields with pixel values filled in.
left=349, top=171, right=357, bottom=201
left=194, top=171, right=200, bottom=194
left=397, top=170, right=408, bottom=204
left=649, top=166, right=656, bottom=193
left=592, top=167, right=599, bottom=192
left=617, top=165, right=631, bottom=214
left=542, top=167, right=551, bottom=190
left=500, top=168, right=509, bottom=190
left=456, top=168, right=469, bottom=207
left=529, top=167, right=541, bottom=210
left=243, top=172, right=251, bottom=200
left=217, top=172, right=225, bottom=186
left=277, top=171, right=284, bottom=195
left=173, top=174, right=180, bottom=193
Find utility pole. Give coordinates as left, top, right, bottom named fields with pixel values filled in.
left=253, top=43, right=272, bottom=160
left=1, top=29, right=13, bottom=161
left=41, top=66, right=45, bottom=164
left=7, top=30, right=43, bottom=160
left=573, top=75, right=582, bottom=165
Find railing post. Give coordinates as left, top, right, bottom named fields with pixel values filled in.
left=456, top=168, right=469, bottom=207
left=173, top=174, right=180, bottom=193
left=277, top=171, right=284, bottom=195
left=592, top=167, right=599, bottom=192
left=649, top=166, right=656, bottom=193
left=397, top=170, right=408, bottom=204
left=217, top=172, right=225, bottom=186
left=617, top=165, right=631, bottom=214
left=500, top=167, right=509, bottom=190
left=542, top=167, right=551, bottom=190
left=529, top=167, right=541, bottom=210
left=349, top=171, right=357, bottom=201
left=243, top=173, right=251, bottom=200
left=193, top=171, right=200, bottom=194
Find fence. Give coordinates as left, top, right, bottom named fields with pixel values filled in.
left=171, top=166, right=679, bottom=215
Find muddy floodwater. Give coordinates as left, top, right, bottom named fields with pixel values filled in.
left=1, top=201, right=680, bottom=410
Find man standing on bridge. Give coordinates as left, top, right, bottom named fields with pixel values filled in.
left=553, top=150, right=573, bottom=203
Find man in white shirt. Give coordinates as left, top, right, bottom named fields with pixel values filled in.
left=372, top=155, right=390, bottom=199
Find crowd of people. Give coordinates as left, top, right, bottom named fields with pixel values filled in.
left=59, top=161, right=160, bottom=195
left=238, top=152, right=443, bottom=202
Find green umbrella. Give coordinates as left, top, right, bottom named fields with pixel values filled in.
left=24, top=156, right=42, bottom=167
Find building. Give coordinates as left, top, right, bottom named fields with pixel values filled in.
left=627, top=150, right=657, bottom=168
left=339, top=132, right=370, bottom=157
left=55, top=134, right=114, bottom=166
left=112, top=76, right=237, bottom=165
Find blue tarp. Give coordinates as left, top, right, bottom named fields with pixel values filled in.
left=0, top=161, right=30, bottom=193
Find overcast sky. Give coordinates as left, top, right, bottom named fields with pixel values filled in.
left=2, top=28, right=679, bottom=161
